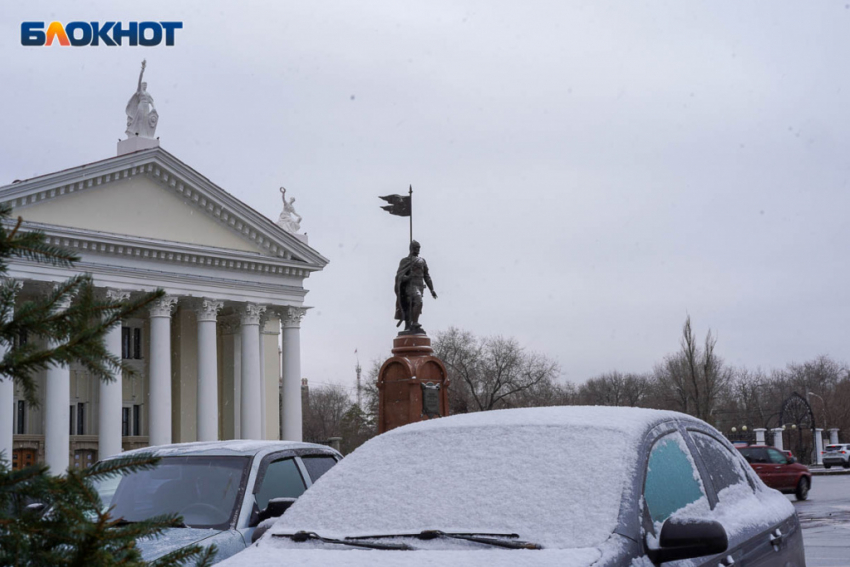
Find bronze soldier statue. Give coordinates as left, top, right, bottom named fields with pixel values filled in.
left=394, top=240, right=437, bottom=334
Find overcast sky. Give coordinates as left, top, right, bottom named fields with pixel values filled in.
left=2, top=2, right=848, bottom=392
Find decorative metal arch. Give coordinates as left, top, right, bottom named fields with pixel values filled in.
left=779, top=392, right=816, bottom=430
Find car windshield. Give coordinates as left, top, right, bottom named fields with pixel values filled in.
left=274, top=418, right=639, bottom=549
left=94, top=455, right=250, bottom=530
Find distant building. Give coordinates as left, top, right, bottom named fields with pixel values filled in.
left=0, top=69, right=328, bottom=471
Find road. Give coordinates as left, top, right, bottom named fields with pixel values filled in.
left=789, top=475, right=850, bottom=567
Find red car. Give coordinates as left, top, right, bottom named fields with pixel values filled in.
left=737, top=445, right=812, bottom=500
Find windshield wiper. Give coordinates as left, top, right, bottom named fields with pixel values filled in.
left=273, top=531, right=413, bottom=550
left=348, top=530, right=542, bottom=550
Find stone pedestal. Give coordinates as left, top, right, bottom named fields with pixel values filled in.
left=828, top=428, right=840, bottom=445
left=771, top=428, right=784, bottom=451
left=377, top=335, right=449, bottom=434
left=814, top=428, right=824, bottom=465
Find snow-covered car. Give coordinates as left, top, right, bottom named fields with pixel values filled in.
left=217, top=406, right=805, bottom=567
left=822, top=443, right=850, bottom=468
left=93, top=440, right=341, bottom=564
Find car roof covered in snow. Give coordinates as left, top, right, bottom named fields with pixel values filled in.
left=383, top=404, right=688, bottom=436
left=109, top=440, right=337, bottom=459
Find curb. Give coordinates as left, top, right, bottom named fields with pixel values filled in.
left=809, top=468, right=850, bottom=476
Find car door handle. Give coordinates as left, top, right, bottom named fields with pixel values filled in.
left=769, top=528, right=784, bottom=549
left=774, top=466, right=782, bottom=470
left=718, top=554, right=735, bottom=566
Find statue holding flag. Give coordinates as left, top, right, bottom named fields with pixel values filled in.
left=376, top=186, right=449, bottom=433
left=394, top=240, right=437, bottom=334
left=379, top=186, right=437, bottom=334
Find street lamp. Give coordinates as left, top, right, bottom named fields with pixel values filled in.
left=807, top=391, right=826, bottom=427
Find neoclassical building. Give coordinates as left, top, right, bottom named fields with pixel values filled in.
left=0, top=70, right=327, bottom=472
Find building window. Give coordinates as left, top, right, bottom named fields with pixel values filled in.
left=122, top=407, right=130, bottom=437
left=16, top=329, right=28, bottom=348
left=15, top=400, right=25, bottom=434
left=122, top=326, right=143, bottom=359
left=133, top=328, right=142, bottom=359
left=77, top=402, right=85, bottom=436
left=123, top=405, right=143, bottom=437
left=70, top=405, right=76, bottom=435
left=122, top=327, right=131, bottom=359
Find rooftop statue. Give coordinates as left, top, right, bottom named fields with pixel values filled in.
left=125, top=60, right=159, bottom=139
left=276, top=187, right=302, bottom=234
left=394, top=240, right=438, bottom=334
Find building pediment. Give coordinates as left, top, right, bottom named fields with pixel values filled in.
left=0, top=147, right=328, bottom=270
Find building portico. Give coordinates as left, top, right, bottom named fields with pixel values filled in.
left=0, top=145, right=327, bottom=471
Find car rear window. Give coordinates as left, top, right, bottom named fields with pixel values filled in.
left=825, top=445, right=842, bottom=451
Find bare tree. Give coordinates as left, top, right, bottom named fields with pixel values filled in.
left=302, top=383, right=352, bottom=444
left=652, top=316, right=731, bottom=423
left=579, top=371, right=651, bottom=407
left=434, top=327, right=561, bottom=412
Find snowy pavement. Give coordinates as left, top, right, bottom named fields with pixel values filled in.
left=789, top=475, right=850, bottom=567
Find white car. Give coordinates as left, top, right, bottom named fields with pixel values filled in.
left=822, top=443, right=850, bottom=468
left=94, top=440, right=341, bottom=564
left=218, top=406, right=804, bottom=567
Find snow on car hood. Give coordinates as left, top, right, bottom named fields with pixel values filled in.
left=269, top=406, right=669, bottom=549
left=136, top=527, right=219, bottom=561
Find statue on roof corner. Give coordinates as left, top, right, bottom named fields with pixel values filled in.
left=276, top=187, right=303, bottom=234
left=125, top=60, right=159, bottom=139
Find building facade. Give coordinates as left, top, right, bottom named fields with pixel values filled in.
left=0, top=138, right=327, bottom=472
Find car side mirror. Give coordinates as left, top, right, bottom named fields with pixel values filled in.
left=258, top=497, right=297, bottom=523
left=788, top=456, right=797, bottom=464
left=646, top=517, right=728, bottom=564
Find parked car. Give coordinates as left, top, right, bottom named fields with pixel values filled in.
left=93, top=440, right=341, bottom=564
left=218, top=406, right=804, bottom=567
left=822, top=443, right=850, bottom=469
left=737, top=445, right=812, bottom=500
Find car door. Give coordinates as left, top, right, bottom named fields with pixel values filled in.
left=241, top=454, right=309, bottom=545
left=742, top=447, right=775, bottom=488
left=688, top=430, right=800, bottom=567
left=641, top=429, right=717, bottom=567
left=766, top=448, right=793, bottom=490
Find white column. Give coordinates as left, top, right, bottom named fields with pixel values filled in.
left=148, top=296, right=177, bottom=447
left=771, top=428, right=784, bottom=451
left=259, top=314, right=267, bottom=439
left=829, top=428, right=840, bottom=445
left=240, top=304, right=265, bottom=440
left=814, top=428, right=824, bottom=465
left=754, top=428, right=766, bottom=446
left=195, top=299, right=222, bottom=442
left=281, top=307, right=307, bottom=442
left=0, top=280, right=21, bottom=463
left=99, top=289, right=130, bottom=461
left=233, top=331, right=242, bottom=439
left=45, top=293, right=72, bottom=473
